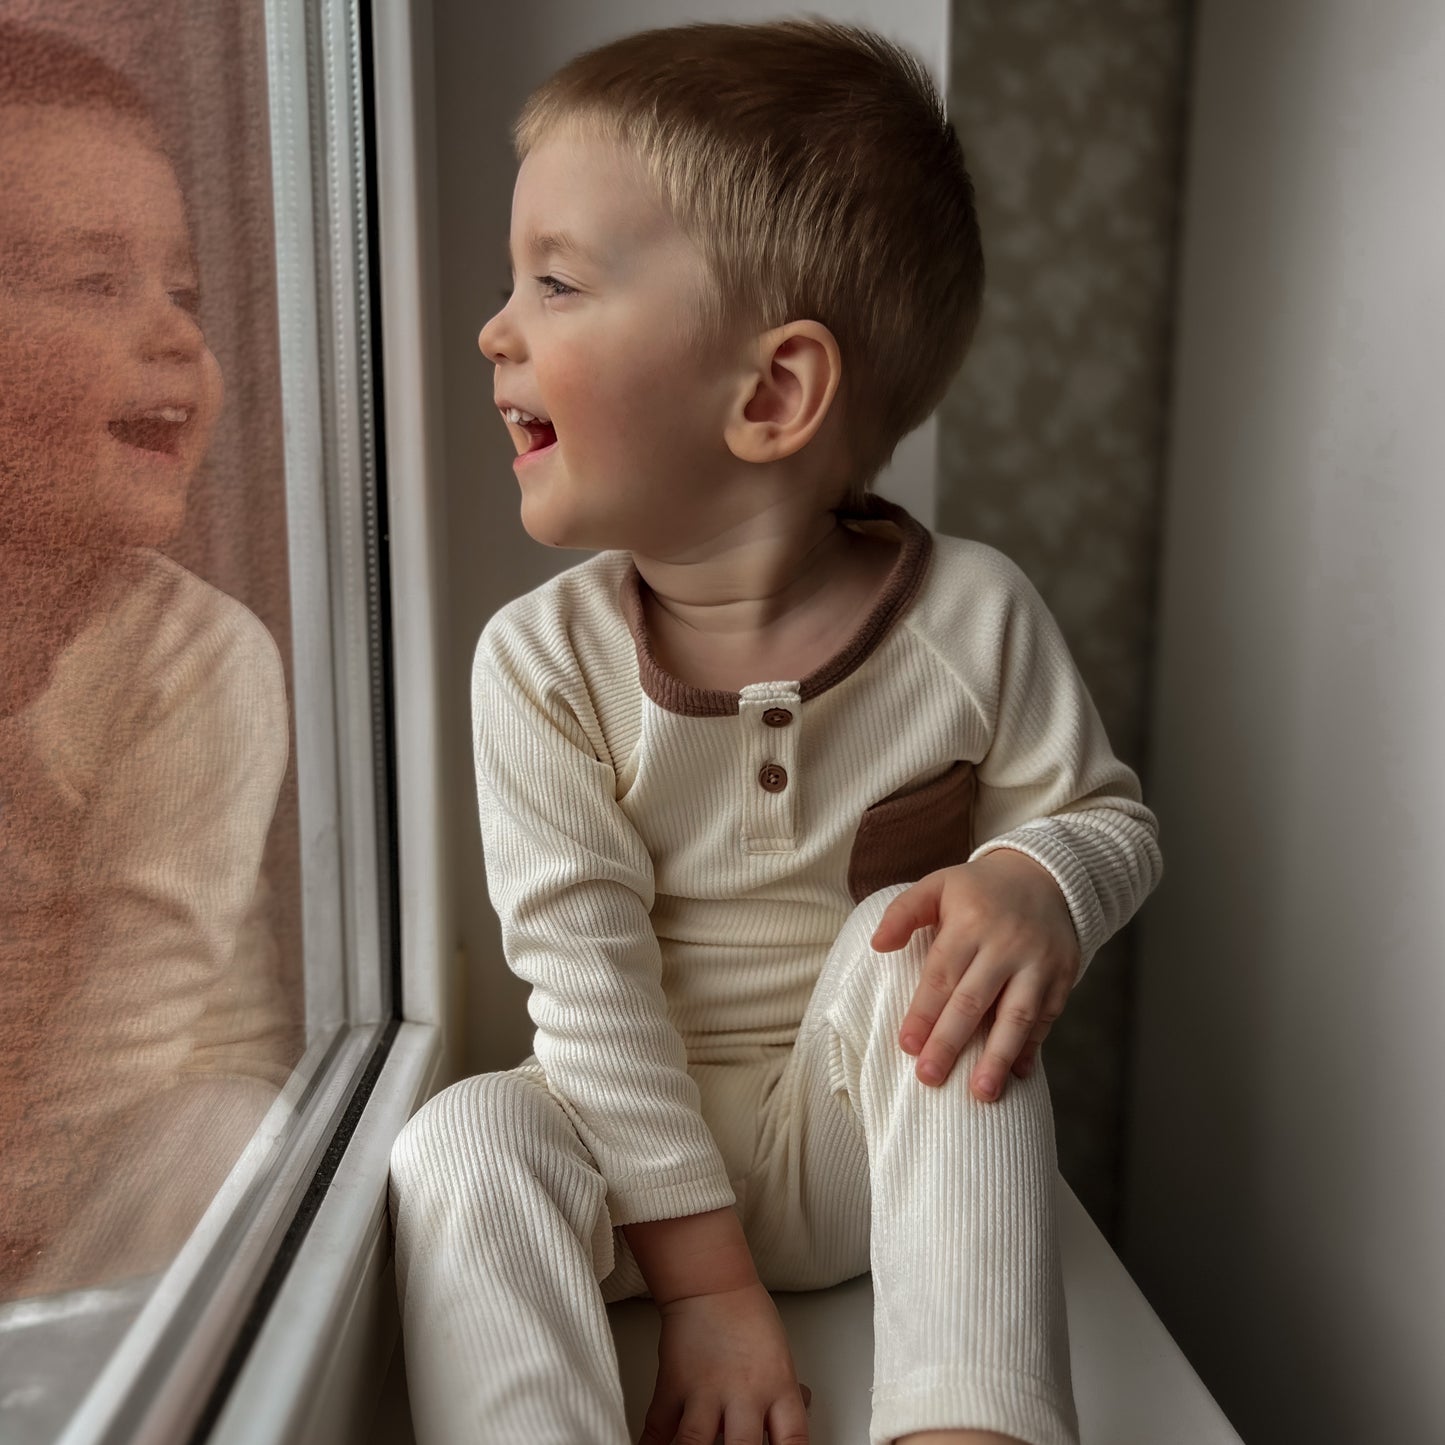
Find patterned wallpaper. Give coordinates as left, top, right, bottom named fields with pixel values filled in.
left=940, top=0, right=1193, bottom=1239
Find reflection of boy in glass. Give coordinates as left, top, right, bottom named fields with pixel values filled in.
left=0, top=24, right=291, bottom=1299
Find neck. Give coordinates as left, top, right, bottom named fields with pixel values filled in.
left=633, top=503, right=857, bottom=641
left=0, top=544, right=121, bottom=717
left=0, top=540, right=116, bottom=604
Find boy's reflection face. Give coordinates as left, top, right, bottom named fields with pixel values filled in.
left=0, top=105, right=223, bottom=551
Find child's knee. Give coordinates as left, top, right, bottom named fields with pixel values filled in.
left=389, top=1069, right=559, bottom=1202
left=817, top=883, right=943, bottom=1035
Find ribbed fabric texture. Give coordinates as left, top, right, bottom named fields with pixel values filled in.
left=390, top=506, right=1161, bottom=1442
left=467, top=510, right=1162, bottom=1224
left=1, top=549, right=291, bottom=1295
left=391, top=887, right=1080, bottom=1444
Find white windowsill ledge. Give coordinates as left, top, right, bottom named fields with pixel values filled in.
left=205, top=1021, right=440, bottom=1445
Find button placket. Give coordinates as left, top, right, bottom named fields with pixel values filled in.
left=739, top=683, right=801, bottom=852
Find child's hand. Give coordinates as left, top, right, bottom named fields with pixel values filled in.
left=870, top=850, right=1081, bottom=1101
left=640, top=1280, right=811, bottom=1445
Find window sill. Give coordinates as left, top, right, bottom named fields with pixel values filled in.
left=204, top=1022, right=440, bottom=1445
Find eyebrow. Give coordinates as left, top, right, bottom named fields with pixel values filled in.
left=504, top=228, right=602, bottom=275
left=56, top=228, right=129, bottom=255
left=53, top=227, right=196, bottom=271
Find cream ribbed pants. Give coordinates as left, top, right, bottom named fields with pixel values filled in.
left=388, top=887, right=1079, bottom=1445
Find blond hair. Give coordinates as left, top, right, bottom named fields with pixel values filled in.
left=512, top=17, right=984, bottom=504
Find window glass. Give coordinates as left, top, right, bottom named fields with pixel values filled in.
left=0, top=2, right=390, bottom=1439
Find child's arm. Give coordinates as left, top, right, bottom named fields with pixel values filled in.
left=477, top=615, right=810, bottom=1432
left=875, top=547, right=1163, bottom=1095
left=472, top=614, right=736, bottom=1226
left=624, top=1208, right=811, bottom=1445
left=621, top=1208, right=757, bottom=1300
left=959, top=549, right=1163, bottom=976
left=622, top=1206, right=757, bottom=1301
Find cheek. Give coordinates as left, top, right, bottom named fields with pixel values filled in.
left=563, top=363, right=695, bottom=451
left=0, top=313, right=106, bottom=475
left=544, top=349, right=609, bottom=422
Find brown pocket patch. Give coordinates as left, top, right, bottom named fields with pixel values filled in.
left=846, top=759, right=977, bottom=903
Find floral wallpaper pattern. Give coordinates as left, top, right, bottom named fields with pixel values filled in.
left=940, top=0, right=1192, bottom=1238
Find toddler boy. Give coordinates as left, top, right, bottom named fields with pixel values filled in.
left=390, top=19, right=1162, bottom=1445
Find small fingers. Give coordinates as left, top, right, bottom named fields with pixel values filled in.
left=1014, top=1017, right=1054, bottom=1078
left=764, top=1390, right=811, bottom=1445
left=1014, top=979, right=1070, bottom=1077
left=909, top=957, right=997, bottom=1084
left=968, top=993, right=1039, bottom=1100
left=869, top=876, right=943, bottom=952
left=638, top=1395, right=683, bottom=1445
left=897, top=932, right=978, bottom=1057
left=720, top=1403, right=766, bottom=1445
left=921, top=978, right=1044, bottom=1098
left=670, top=1397, right=721, bottom=1445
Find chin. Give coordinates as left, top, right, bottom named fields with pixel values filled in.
left=518, top=499, right=597, bottom=553
left=101, top=497, right=189, bottom=550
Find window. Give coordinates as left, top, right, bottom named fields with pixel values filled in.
left=0, top=2, right=402, bottom=1439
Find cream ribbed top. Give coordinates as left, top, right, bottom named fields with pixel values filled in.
left=1, top=550, right=290, bottom=1293
left=472, top=499, right=1162, bottom=1226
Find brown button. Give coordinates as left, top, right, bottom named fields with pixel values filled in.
left=762, top=707, right=793, bottom=728
left=758, top=763, right=788, bottom=793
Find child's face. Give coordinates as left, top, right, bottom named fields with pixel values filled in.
left=479, top=128, right=747, bottom=554
left=0, top=105, right=223, bottom=552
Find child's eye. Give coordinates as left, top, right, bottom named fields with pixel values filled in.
left=494, top=276, right=577, bottom=304
left=73, top=272, right=122, bottom=297
left=170, top=286, right=202, bottom=315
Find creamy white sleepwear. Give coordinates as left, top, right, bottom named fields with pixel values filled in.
left=389, top=497, right=1162, bottom=1444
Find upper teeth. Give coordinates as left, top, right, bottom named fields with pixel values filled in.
left=138, top=407, right=190, bottom=423
left=504, top=406, right=549, bottom=426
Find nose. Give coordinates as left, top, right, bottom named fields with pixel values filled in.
left=139, top=286, right=205, bottom=365
left=478, top=293, right=519, bottom=364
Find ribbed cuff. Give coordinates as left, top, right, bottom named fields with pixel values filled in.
left=870, top=1368, right=1080, bottom=1445
left=604, top=1173, right=737, bottom=1228
left=969, top=825, right=1104, bottom=985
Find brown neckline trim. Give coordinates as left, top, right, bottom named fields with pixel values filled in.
left=619, top=494, right=933, bottom=718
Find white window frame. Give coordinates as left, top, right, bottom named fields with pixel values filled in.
left=200, top=1, right=448, bottom=1439
left=18, top=3, right=440, bottom=1443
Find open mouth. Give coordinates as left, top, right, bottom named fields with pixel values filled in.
left=107, top=406, right=194, bottom=458
left=520, top=420, right=557, bottom=453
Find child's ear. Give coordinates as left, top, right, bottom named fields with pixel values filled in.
left=723, top=320, right=842, bottom=465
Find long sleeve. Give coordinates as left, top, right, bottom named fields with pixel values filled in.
left=472, top=617, right=735, bottom=1225
left=962, top=553, right=1163, bottom=983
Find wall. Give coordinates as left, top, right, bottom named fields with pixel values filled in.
left=940, top=0, right=1190, bottom=1233
left=1122, top=2, right=1445, bottom=1438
